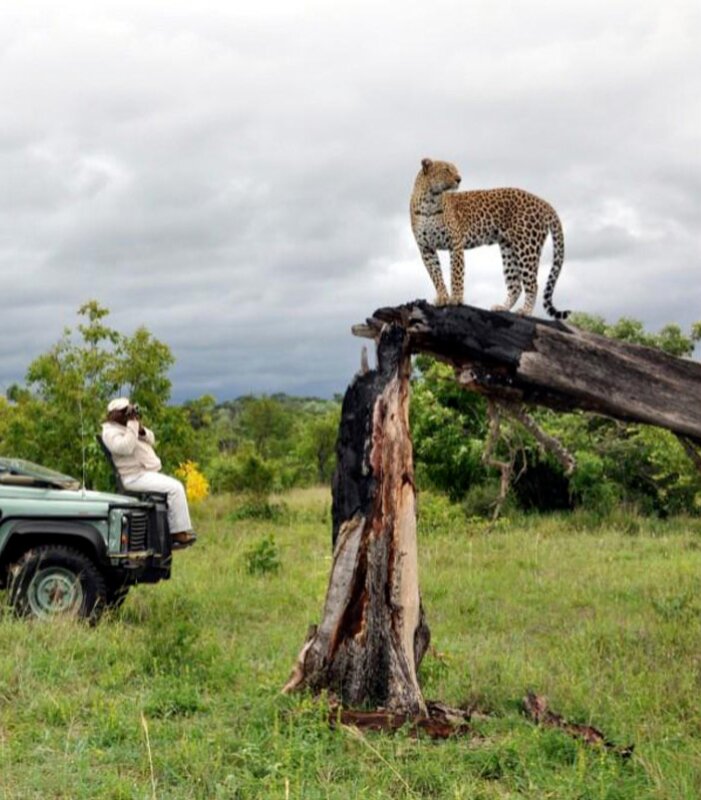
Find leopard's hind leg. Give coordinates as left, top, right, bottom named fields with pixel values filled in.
left=491, top=243, right=522, bottom=312
left=514, top=252, right=541, bottom=316
left=514, top=232, right=548, bottom=316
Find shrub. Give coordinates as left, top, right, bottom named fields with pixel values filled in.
left=462, top=479, right=517, bottom=519
left=228, top=497, right=288, bottom=522
left=206, top=456, right=239, bottom=493
left=174, top=460, right=210, bottom=503
left=206, top=448, right=275, bottom=496
left=418, top=491, right=468, bottom=534
left=244, top=535, right=281, bottom=575
left=568, top=450, right=619, bottom=515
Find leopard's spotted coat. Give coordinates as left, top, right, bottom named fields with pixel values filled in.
left=410, top=158, right=569, bottom=319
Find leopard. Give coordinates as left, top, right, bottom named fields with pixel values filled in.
left=410, top=157, right=569, bottom=319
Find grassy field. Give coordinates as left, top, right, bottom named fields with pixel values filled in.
left=2, top=488, right=701, bottom=798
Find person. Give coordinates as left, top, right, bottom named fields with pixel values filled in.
left=101, top=398, right=197, bottom=549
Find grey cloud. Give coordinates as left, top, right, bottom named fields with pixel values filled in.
left=0, top=0, right=699, bottom=401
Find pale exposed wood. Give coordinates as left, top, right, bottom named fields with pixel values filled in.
left=481, top=400, right=516, bottom=521
left=359, top=345, right=369, bottom=374
left=284, top=324, right=428, bottom=714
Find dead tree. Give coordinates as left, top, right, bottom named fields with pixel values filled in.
left=284, top=300, right=701, bottom=717
left=284, top=323, right=429, bottom=714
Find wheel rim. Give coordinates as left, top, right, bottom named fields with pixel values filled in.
left=27, top=567, right=84, bottom=618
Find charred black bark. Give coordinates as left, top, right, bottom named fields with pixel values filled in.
left=331, top=323, right=408, bottom=547
left=284, top=323, right=429, bottom=714
left=356, top=301, right=701, bottom=443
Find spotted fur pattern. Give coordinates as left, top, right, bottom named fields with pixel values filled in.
left=410, top=158, right=569, bottom=319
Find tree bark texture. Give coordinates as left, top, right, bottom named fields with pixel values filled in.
left=284, top=323, right=430, bottom=714
left=354, top=301, right=701, bottom=443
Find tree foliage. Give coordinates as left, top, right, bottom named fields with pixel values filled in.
left=203, top=396, right=341, bottom=491
left=411, top=355, right=488, bottom=501
left=569, top=312, right=701, bottom=357
left=0, top=301, right=193, bottom=488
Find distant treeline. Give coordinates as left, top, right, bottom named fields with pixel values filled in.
left=1, top=301, right=699, bottom=517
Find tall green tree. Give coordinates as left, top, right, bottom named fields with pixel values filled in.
left=235, top=396, right=294, bottom=459
left=569, top=313, right=701, bottom=356
left=296, top=405, right=341, bottom=484
left=1, top=301, right=194, bottom=488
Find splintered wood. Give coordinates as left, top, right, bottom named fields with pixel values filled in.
left=283, top=324, right=429, bottom=715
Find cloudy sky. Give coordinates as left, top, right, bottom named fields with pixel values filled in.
left=1, top=0, right=699, bottom=401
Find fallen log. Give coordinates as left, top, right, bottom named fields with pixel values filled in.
left=354, top=301, right=701, bottom=443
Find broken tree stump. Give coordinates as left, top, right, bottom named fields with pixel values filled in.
left=285, top=300, right=701, bottom=719
left=283, top=323, right=430, bottom=714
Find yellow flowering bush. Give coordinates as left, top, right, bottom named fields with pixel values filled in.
left=175, top=461, right=210, bottom=504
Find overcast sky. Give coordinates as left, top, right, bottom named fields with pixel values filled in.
left=1, top=0, right=699, bottom=401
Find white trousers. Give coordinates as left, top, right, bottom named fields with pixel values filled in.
left=122, top=471, right=192, bottom=533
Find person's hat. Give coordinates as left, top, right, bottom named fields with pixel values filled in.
left=107, top=397, right=130, bottom=413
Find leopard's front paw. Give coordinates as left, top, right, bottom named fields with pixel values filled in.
left=435, top=293, right=450, bottom=306
left=447, top=295, right=463, bottom=306
left=491, top=304, right=508, bottom=312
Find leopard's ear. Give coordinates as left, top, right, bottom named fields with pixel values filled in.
left=421, top=158, right=433, bottom=173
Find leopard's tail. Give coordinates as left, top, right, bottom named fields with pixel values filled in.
left=543, top=210, right=569, bottom=320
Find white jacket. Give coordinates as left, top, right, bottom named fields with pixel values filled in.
left=101, top=420, right=162, bottom=477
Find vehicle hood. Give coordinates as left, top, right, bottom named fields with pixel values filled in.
left=60, top=488, right=141, bottom=505
left=0, top=485, right=140, bottom=505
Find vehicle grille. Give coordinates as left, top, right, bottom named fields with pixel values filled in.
left=128, top=513, right=149, bottom=551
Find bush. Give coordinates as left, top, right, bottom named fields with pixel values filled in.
left=244, top=535, right=281, bottom=575
left=206, top=456, right=238, bottom=493
left=174, top=460, right=210, bottom=503
left=462, top=479, right=516, bottom=519
left=228, top=497, right=288, bottom=522
left=206, top=448, right=275, bottom=496
left=417, top=491, right=467, bottom=534
left=568, top=450, right=619, bottom=515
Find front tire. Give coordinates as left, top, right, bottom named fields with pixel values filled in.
left=8, top=545, right=107, bottom=622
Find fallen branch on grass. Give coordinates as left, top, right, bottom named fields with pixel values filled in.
left=330, top=700, right=473, bottom=740
left=523, top=691, right=634, bottom=759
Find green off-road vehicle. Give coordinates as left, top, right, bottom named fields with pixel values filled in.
left=0, top=457, right=173, bottom=621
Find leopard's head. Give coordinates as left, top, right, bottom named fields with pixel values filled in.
left=419, top=158, right=462, bottom=194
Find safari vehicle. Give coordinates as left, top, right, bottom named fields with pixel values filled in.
left=0, top=457, right=172, bottom=621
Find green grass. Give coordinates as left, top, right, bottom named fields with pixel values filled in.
left=2, top=488, right=701, bottom=798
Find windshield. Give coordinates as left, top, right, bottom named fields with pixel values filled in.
left=0, top=458, right=81, bottom=489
